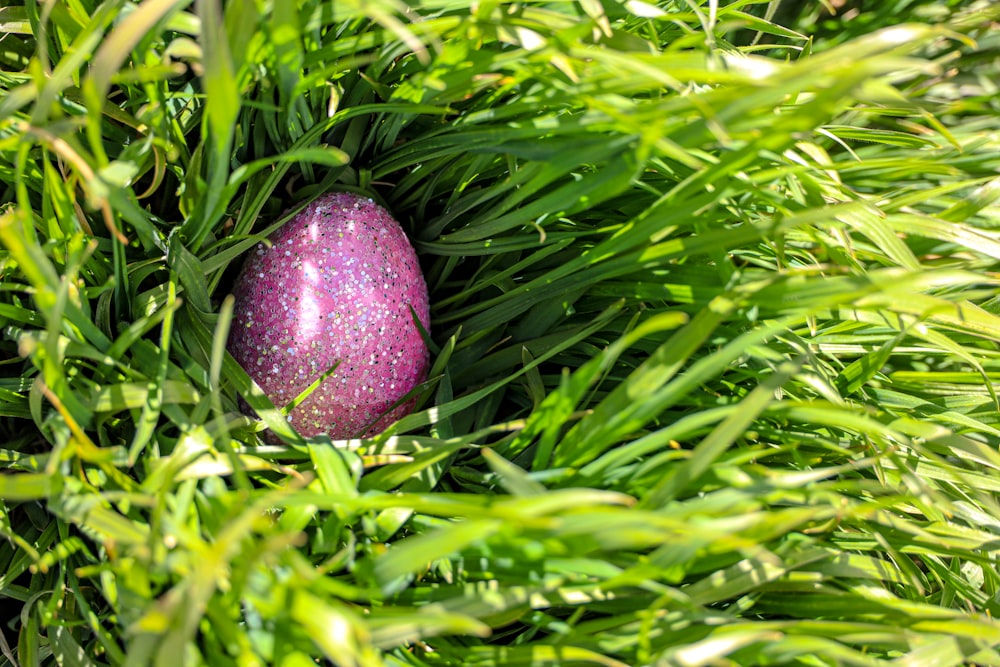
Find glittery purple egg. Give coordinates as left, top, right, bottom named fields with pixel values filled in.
left=228, top=192, right=430, bottom=439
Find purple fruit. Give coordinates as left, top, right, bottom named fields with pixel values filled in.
left=228, top=192, right=430, bottom=439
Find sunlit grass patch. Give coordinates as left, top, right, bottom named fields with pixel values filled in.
left=2, top=0, right=1000, bottom=665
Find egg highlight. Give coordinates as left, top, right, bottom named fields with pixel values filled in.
left=228, top=192, right=430, bottom=439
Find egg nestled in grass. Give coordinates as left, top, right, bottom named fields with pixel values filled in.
left=228, top=192, right=431, bottom=439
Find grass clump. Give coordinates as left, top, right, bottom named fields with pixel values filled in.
left=2, top=0, right=1000, bottom=665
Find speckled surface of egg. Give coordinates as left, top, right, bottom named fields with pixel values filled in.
left=228, top=192, right=430, bottom=439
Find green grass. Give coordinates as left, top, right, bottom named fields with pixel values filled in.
left=2, top=0, right=1000, bottom=665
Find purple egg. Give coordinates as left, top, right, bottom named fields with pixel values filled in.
left=228, top=192, right=430, bottom=439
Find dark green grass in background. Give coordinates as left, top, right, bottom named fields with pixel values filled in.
left=2, top=0, right=1000, bottom=664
